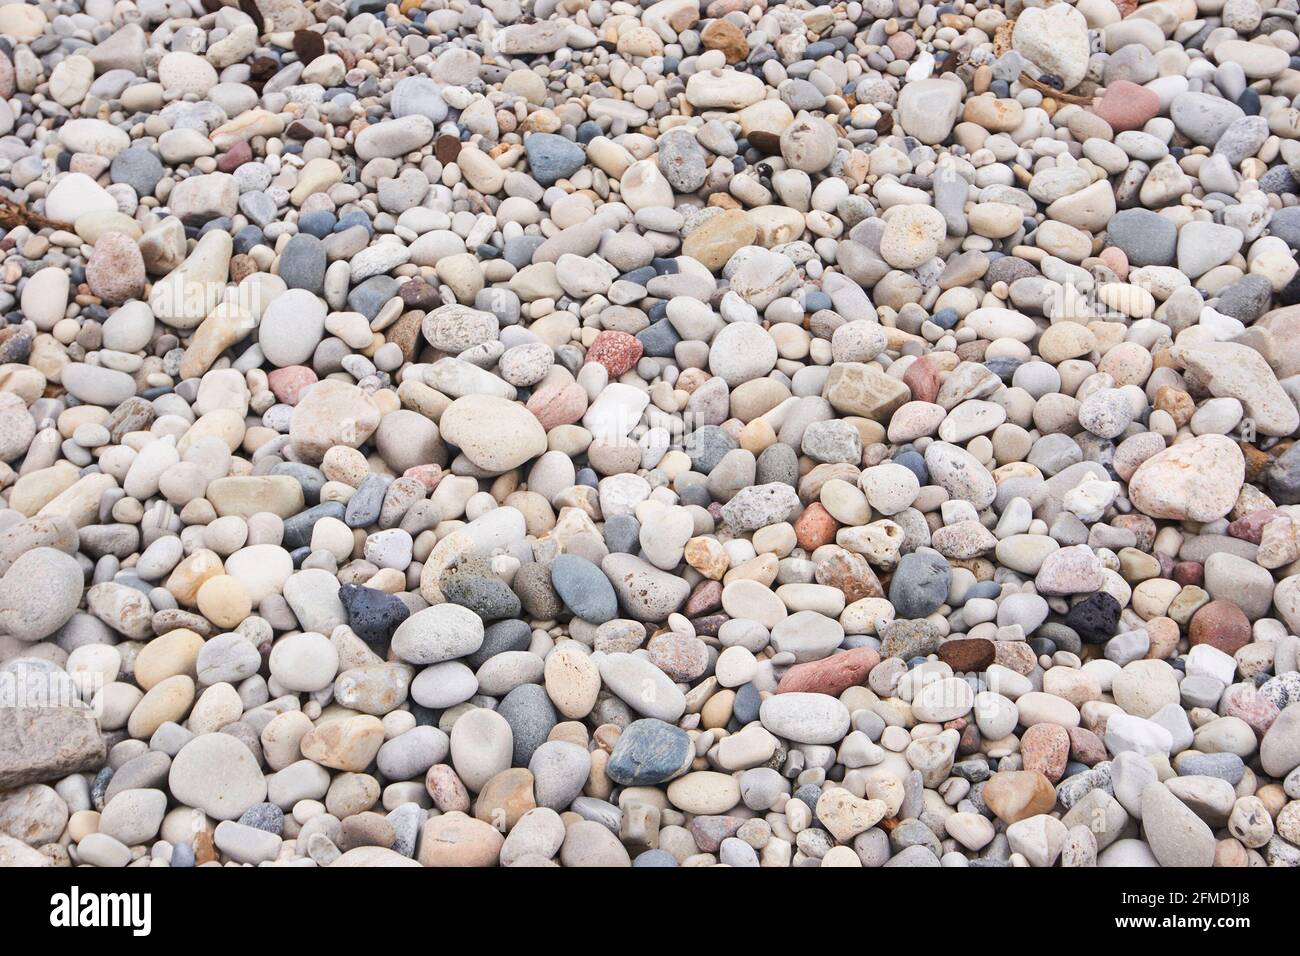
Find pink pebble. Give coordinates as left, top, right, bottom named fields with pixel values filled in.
left=267, top=366, right=317, bottom=405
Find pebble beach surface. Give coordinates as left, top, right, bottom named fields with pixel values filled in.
left=0, top=0, right=1299, bottom=870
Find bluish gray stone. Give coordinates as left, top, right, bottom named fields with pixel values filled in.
left=1174, top=751, right=1244, bottom=785
left=606, top=718, right=693, bottom=786
left=686, top=424, right=737, bottom=474
left=441, top=571, right=521, bottom=621
left=550, top=553, right=618, bottom=624
left=633, top=848, right=678, bottom=866
left=1105, top=208, right=1177, bottom=267
left=889, top=551, right=951, bottom=619
left=339, top=584, right=410, bottom=644
left=756, top=442, right=798, bottom=486
left=656, top=129, right=708, bottom=192
left=279, top=233, right=328, bottom=295
left=467, top=619, right=531, bottom=669
left=1214, top=275, right=1273, bottom=323
left=237, top=802, right=284, bottom=835
left=603, top=514, right=640, bottom=554
left=524, top=132, right=585, bottom=186
left=497, top=683, right=557, bottom=766
left=110, top=147, right=164, bottom=196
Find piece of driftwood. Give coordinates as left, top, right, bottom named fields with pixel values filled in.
left=1017, top=72, right=1096, bottom=105
left=0, top=196, right=67, bottom=231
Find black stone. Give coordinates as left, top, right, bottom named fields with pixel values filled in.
left=1064, top=592, right=1122, bottom=643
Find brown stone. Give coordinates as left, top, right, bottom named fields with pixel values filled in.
left=398, top=278, right=440, bottom=309
left=1144, top=616, right=1180, bottom=659
left=700, top=19, right=748, bottom=63
left=824, top=362, right=910, bottom=420
left=1020, top=722, right=1070, bottom=782
left=647, top=634, right=710, bottom=681
left=424, top=763, right=470, bottom=812
left=386, top=309, right=425, bottom=361
left=193, top=828, right=217, bottom=864
left=1066, top=725, right=1107, bottom=765
left=435, top=134, right=462, bottom=165
left=0, top=706, right=105, bottom=789
left=418, top=811, right=503, bottom=866
left=982, top=770, right=1057, bottom=823
left=1172, top=560, right=1203, bottom=586
left=681, top=209, right=756, bottom=272
left=216, top=141, right=252, bottom=172
left=937, top=637, right=995, bottom=672
left=776, top=647, right=880, bottom=695
left=473, top=768, right=537, bottom=832
left=689, top=814, right=744, bottom=852
left=338, top=811, right=396, bottom=851
left=1154, top=385, right=1194, bottom=426
left=1189, top=599, right=1251, bottom=655
left=1227, top=508, right=1283, bottom=545
left=683, top=579, right=723, bottom=616
left=293, top=29, right=325, bottom=64
left=814, top=548, right=883, bottom=601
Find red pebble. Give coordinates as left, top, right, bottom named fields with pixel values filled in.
left=1189, top=599, right=1251, bottom=655
left=793, top=502, right=838, bottom=550
left=585, top=330, right=644, bottom=378
left=267, top=365, right=317, bottom=404
left=903, top=355, right=939, bottom=403
left=776, top=647, right=880, bottom=696
left=1228, top=508, right=1285, bottom=544
left=1099, top=246, right=1128, bottom=281
left=1092, top=80, right=1161, bottom=132
left=216, top=141, right=253, bottom=172
left=526, top=382, right=587, bottom=429
left=1172, top=561, right=1202, bottom=587
left=1222, top=685, right=1280, bottom=738
left=403, top=465, right=445, bottom=492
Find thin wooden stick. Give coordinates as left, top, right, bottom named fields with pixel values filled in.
left=0, top=196, right=68, bottom=231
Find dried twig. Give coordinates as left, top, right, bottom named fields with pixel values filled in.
left=0, top=196, right=67, bottom=232
left=1017, top=72, right=1095, bottom=105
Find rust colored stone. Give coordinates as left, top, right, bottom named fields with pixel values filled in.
left=1189, top=599, right=1251, bottom=655
left=902, top=354, right=940, bottom=404
left=794, top=502, right=838, bottom=550
left=585, top=330, right=644, bottom=377
left=937, top=637, right=995, bottom=672
left=776, top=647, right=880, bottom=696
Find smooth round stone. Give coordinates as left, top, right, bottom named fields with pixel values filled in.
left=440, top=395, right=547, bottom=472
left=168, top=734, right=267, bottom=821
left=888, top=551, right=952, bottom=619
left=410, top=661, right=478, bottom=708
left=549, top=554, right=617, bottom=624
left=527, top=742, right=591, bottom=811
left=759, top=692, right=851, bottom=744
left=497, top=683, right=557, bottom=765
left=268, top=632, right=339, bottom=692
left=449, top=708, right=514, bottom=792
left=606, top=718, right=694, bottom=786
left=769, top=610, right=844, bottom=663
left=0, top=548, right=84, bottom=642
left=392, top=604, right=485, bottom=664
left=912, top=677, right=975, bottom=722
